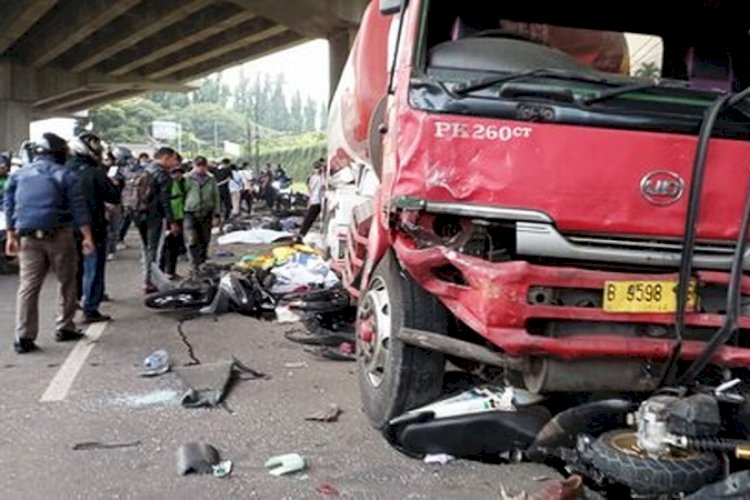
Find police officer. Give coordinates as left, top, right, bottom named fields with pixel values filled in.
left=4, top=133, right=94, bottom=354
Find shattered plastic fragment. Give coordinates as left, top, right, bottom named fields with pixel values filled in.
left=212, top=460, right=233, bottom=478
left=139, top=349, right=170, bottom=377
left=305, top=404, right=343, bottom=422
left=265, top=453, right=307, bottom=476
left=316, top=483, right=341, bottom=497
left=423, top=453, right=455, bottom=465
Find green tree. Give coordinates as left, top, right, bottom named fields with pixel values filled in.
left=289, top=91, right=303, bottom=132
left=192, top=73, right=231, bottom=106
left=86, top=98, right=168, bottom=143
left=177, top=103, right=247, bottom=157
left=148, top=91, right=190, bottom=111
left=269, top=73, right=289, bottom=131
left=317, top=101, right=328, bottom=131
left=303, top=96, right=317, bottom=132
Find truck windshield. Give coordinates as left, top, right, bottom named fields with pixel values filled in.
left=412, top=0, right=750, bottom=137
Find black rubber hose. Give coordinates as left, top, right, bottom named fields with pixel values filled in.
left=678, top=174, right=750, bottom=385
left=660, top=93, right=733, bottom=387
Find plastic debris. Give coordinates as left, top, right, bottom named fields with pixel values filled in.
left=72, top=440, right=141, bottom=451
left=212, top=460, right=233, bottom=478
left=394, top=386, right=516, bottom=422
left=139, top=349, right=170, bottom=377
left=285, top=362, right=308, bottom=369
left=316, top=483, right=341, bottom=497
left=177, top=443, right=221, bottom=475
left=265, top=453, right=307, bottom=476
left=305, top=404, right=342, bottom=423
left=423, top=454, right=455, bottom=465
left=275, top=306, right=302, bottom=324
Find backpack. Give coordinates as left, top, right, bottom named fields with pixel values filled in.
left=122, top=169, right=153, bottom=215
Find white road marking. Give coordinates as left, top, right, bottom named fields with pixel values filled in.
left=40, top=322, right=109, bottom=402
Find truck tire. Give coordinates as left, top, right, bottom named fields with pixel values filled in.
left=590, top=429, right=721, bottom=495
left=357, top=252, right=447, bottom=430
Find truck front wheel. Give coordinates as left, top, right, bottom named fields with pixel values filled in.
left=357, top=252, right=447, bottom=429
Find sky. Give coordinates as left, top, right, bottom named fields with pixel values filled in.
left=222, top=39, right=330, bottom=105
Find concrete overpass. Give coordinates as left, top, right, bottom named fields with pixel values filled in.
left=0, top=0, right=369, bottom=150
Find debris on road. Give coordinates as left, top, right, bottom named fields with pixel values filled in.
left=284, top=328, right=354, bottom=347
left=275, top=305, right=302, bottom=324
left=177, top=442, right=222, bottom=475
left=305, top=404, right=343, bottom=423
left=212, top=460, right=233, bottom=478
left=176, top=358, right=268, bottom=408
left=315, top=483, right=341, bottom=497
left=423, top=453, right=455, bottom=465
left=284, top=362, right=308, bottom=369
left=72, top=440, right=142, bottom=451
left=499, top=475, right=584, bottom=500
left=217, top=228, right=293, bottom=246
left=304, top=343, right=355, bottom=362
left=139, top=349, right=170, bottom=377
left=265, top=453, right=307, bottom=476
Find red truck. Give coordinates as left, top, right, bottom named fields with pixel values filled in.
left=325, top=1, right=750, bottom=495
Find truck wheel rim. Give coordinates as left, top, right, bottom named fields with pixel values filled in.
left=358, top=276, right=392, bottom=388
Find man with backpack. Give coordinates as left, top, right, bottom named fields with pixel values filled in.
left=141, top=147, right=179, bottom=293
left=4, top=133, right=94, bottom=354
left=119, top=151, right=148, bottom=249
left=183, top=156, right=220, bottom=273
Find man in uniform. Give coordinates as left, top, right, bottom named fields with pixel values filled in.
left=4, top=133, right=94, bottom=354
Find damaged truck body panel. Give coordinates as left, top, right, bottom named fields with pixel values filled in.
left=325, top=0, right=750, bottom=495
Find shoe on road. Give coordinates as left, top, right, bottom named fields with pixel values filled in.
left=14, top=338, right=40, bottom=354
left=82, top=312, right=111, bottom=324
left=55, top=329, right=86, bottom=342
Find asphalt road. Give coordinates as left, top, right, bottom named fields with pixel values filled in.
left=0, top=234, right=563, bottom=499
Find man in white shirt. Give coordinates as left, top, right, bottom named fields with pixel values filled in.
left=297, top=159, right=324, bottom=240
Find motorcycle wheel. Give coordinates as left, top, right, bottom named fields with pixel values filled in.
left=590, top=429, right=721, bottom=496
left=144, top=288, right=211, bottom=311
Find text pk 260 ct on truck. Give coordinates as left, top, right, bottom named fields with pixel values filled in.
left=325, top=0, right=750, bottom=496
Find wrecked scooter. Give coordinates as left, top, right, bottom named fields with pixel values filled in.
left=144, top=264, right=276, bottom=316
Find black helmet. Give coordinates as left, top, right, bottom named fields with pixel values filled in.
left=34, top=133, right=69, bottom=158
left=69, top=132, right=104, bottom=160
left=112, top=146, right=134, bottom=166
left=0, top=154, right=9, bottom=168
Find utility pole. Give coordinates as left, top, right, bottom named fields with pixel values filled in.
left=213, top=121, right=218, bottom=158
left=254, top=88, right=260, bottom=171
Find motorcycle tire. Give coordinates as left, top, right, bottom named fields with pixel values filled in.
left=590, top=429, right=721, bottom=496
left=144, top=288, right=211, bottom=311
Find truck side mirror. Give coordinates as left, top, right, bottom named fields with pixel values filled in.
left=380, top=0, right=406, bottom=15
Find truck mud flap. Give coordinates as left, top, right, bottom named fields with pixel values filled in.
left=383, top=409, right=550, bottom=460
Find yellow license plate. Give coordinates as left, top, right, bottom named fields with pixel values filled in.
left=603, top=280, right=698, bottom=313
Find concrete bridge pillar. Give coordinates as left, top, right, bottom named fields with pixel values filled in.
left=0, top=61, right=35, bottom=151
left=328, top=28, right=357, bottom=102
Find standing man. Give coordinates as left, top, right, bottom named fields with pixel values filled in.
left=67, top=133, right=121, bottom=323
left=296, top=159, right=324, bottom=241
left=4, top=133, right=94, bottom=354
left=214, top=158, right=233, bottom=220
left=183, top=156, right=220, bottom=273
left=142, top=147, right=179, bottom=293
left=160, top=164, right=187, bottom=280
left=0, top=154, right=10, bottom=203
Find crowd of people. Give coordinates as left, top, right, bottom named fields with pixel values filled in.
left=2, top=132, right=325, bottom=355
